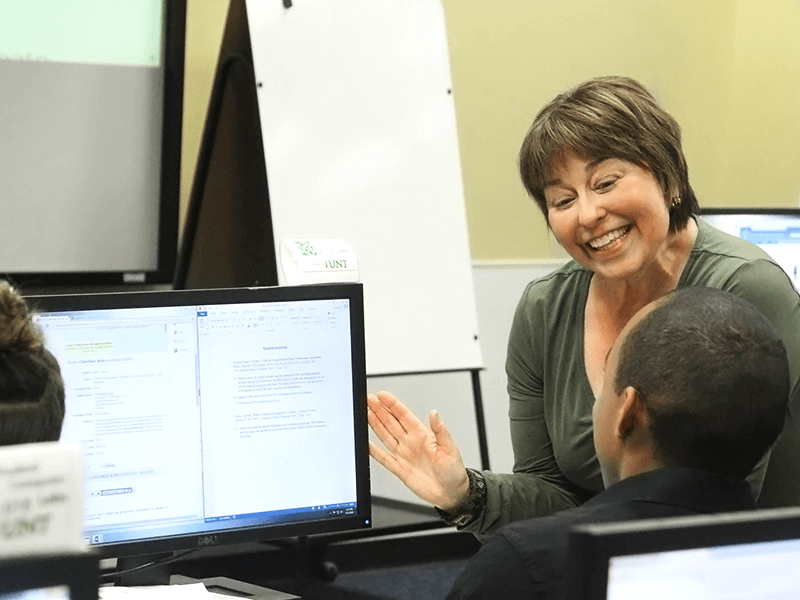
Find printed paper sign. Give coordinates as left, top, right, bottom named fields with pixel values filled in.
left=0, top=442, right=85, bottom=556
left=280, top=239, right=359, bottom=285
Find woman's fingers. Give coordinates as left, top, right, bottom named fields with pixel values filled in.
left=429, top=409, right=459, bottom=455
left=367, top=393, right=410, bottom=441
left=367, top=402, right=400, bottom=452
left=375, top=390, right=427, bottom=431
left=368, top=441, right=401, bottom=476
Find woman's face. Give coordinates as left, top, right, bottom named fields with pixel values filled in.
left=544, top=150, right=672, bottom=282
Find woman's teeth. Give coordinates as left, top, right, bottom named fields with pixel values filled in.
left=589, top=226, right=630, bottom=251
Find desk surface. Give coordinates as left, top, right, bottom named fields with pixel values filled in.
left=338, top=496, right=444, bottom=539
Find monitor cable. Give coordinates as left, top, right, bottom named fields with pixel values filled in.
left=98, top=549, right=200, bottom=586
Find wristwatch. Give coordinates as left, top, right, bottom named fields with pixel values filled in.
left=435, top=468, right=487, bottom=528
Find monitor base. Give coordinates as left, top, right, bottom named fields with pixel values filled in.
left=171, top=575, right=299, bottom=599
left=114, top=553, right=172, bottom=587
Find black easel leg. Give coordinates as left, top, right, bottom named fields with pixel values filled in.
left=471, top=369, right=490, bottom=471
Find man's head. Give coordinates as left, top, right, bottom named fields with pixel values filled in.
left=593, top=288, right=789, bottom=486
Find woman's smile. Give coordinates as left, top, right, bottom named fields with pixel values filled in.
left=587, top=225, right=632, bottom=252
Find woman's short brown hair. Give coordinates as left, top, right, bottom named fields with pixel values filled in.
left=518, top=76, right=699, bottom=232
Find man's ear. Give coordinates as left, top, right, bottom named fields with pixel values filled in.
left=616, top=387, right=647, bottom=441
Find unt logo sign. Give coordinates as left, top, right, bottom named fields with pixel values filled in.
left=325, top=259, right=349, bottom=269
left=281, top=239, right=359, bottom=285
left=0, top=442, right=84, bottom=557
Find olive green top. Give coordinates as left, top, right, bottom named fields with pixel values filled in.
left=464, top=219, right=800, bottom=539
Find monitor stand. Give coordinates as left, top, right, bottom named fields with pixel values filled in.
left=114, top=554, right=172, bottom=587
left=171, top=575, right=299, bottom=600
left=111, top=555, right=298, bottom=599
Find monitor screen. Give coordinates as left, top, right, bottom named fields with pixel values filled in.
left=607, top=537, right=800, bottom=599
left=27, top=283, right=370, bottom=558
left=700, top=208, right=800, bottom=289
left=566, top=507, right=800, bottom=600
left=0, top=0, right=185, bottom=286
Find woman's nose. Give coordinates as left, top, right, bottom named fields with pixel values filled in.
left=577, top=194, right=606, bottom=227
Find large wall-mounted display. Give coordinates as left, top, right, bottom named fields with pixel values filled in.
left=0, top=0, right=185, bottom=286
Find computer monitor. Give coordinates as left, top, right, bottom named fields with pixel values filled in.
left=26, top=283, right=370, bottom=565
left=700, top=208, right=800, bottom=289
left=1, top=0, right=185, bottom=286
left=566, top=507, right=800, bottom=600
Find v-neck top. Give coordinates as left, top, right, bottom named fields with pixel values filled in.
left=462, top=219, right=800, bottom=539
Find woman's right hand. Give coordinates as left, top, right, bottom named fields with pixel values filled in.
left=367, top=390, right=470, bottom=512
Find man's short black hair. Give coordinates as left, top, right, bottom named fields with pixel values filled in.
left=614, top=287, right=789, bottom=479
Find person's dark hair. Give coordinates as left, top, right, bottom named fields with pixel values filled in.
left=518, top=76, right=699, bottom=232
left=0, top=281, right=65, bottom=445
left=614, top=288, right=789, bottom=479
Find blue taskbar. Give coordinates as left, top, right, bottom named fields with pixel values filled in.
left=740, top=226, right=800, bottom=245
left=85, top=502, right=358, bottom=546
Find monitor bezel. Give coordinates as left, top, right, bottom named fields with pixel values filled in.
left=700, top=207, right=800, bottom=218
left=3, top=0, right=185, bottom=288
left=25, top=283, right=371, bottom=559
left=566, top=506, right=800, bottom=600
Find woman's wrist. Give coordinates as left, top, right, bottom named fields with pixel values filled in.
left=437, top=469, right=471, bottom=513
left=435, top=468, right=487, bottom=528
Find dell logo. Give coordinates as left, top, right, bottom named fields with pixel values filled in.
left=198, top=535, right=219, bottom=547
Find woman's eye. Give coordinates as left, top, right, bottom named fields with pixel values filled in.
left=548, top=197, right=569, bottom=209
left=595, top=177, right=617, bottom=191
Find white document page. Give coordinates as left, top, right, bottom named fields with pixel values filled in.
left=39, top=308, right=203, bottom=539
left=196, top=299, right=357, bottom=518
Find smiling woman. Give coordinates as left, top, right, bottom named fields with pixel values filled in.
left=367, top=76, right=800, bottom=540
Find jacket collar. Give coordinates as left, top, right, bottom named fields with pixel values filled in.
left=585, top=467, right=757, bottom=513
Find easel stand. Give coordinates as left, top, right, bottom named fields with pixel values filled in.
left=174, top=0, right=277, bottom=290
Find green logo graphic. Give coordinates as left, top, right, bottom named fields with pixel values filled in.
left=295, top=241, right=318, bottom=257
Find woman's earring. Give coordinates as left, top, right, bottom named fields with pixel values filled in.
left=670, top=197, right=681, bottom=209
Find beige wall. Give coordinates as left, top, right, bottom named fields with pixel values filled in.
left=181, top=1, right=800, bottom=261
left=180, top=0, right=231, bottom=232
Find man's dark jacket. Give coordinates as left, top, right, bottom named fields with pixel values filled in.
left=445, top=467, right=756, bottom=600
